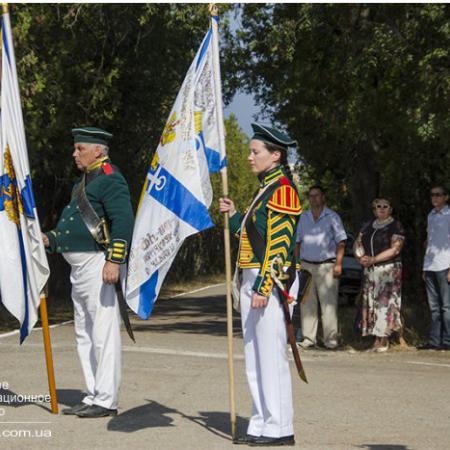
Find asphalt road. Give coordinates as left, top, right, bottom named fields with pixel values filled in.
left=0, top=284, right=449, bottom=450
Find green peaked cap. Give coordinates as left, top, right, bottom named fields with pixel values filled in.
left=72, top=127, right=113, bottom=146
left=251, top=122, right=296, bottom=150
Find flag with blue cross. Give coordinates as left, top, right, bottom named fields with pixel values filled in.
left=126, top=15, right=226, bottom=319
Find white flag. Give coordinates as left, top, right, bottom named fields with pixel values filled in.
left=0, top=10, right=50, bottom=342
left=126, top=16, right=226, bottom=318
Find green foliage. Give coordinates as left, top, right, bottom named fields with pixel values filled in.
left=6, top=4, right=246, bottom=291
left=11, top=3, right=232, bottom=225
left=227, top=4, right=450, bottom=296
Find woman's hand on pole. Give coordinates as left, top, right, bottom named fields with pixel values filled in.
left=219, top=197, right=236, bottom=216
left=41, top=233, right=49, bottom=248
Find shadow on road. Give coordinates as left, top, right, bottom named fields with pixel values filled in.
left=1, top=387, right=51, bottom=413
left=56, top=388, right=85, bottom=407
left=131, top=295, right=242, bottom=338
left=358, top=445, right=412, bottom=450
left=178, top=410, right=248, bottom=441
left=108, top=399, right=248, bottom=441
left=108, top=400, right=177, bottom=432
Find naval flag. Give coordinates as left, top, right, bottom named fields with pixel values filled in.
left=126, top=16, right=226, bottom=319
left=0, top=9, right=50, bottom=342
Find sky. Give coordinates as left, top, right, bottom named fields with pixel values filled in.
left=224, top=90, right=259, bottom=138
left=222, top=6, right=261, bottom=138
left=220, top=7, right=297, bottom=165
left=224, top=91, right=298, bottom=165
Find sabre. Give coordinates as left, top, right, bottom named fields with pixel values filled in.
left=271, top=256, right=308, bottom=384
left=76, top=174, right=135, bottom=343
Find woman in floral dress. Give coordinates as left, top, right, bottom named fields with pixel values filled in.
left=354, top=198, right=405, bottom=352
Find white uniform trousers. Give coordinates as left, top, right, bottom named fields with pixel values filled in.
left=240, top=268, right=298, bottom=438
left=300, top=261, right=339, bottom=347
left=63, top=251, right=122, bottom=410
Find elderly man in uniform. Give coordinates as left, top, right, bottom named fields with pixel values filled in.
left=42, top=127, right=134, bottom=418
left=295, top=185, right=346, bottom=349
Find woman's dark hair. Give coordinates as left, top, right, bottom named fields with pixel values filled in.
left=262, top=141, right=295, bottom=184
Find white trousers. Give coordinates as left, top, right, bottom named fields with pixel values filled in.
left=300, top=261, right=339, bottom=346
left=63, top=252, right=122, bottom=409
left=240, top=268, right=297, bottom=438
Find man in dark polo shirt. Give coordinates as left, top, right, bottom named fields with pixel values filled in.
left=42, top=127, right=134, bottom=418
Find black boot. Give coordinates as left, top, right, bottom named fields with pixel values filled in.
left=249, top=435, right=295, bottom=446
left=76, top=404, right=118, bottom=418
left=233, top=434, right=259, bottom=445
left=61, top=403, right=90, bottom=415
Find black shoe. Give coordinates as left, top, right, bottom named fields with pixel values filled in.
left=233, top=434, right=259, bottom=445
left=417, top=343, right=441, bottom=350
left=76, top=404, right=118, bottom=418
left=249, top=435, right=295, bottom=446
left=61, top=403, right=90, bottom=415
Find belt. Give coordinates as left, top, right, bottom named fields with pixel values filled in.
left=301, top=258, right=336, bottom=265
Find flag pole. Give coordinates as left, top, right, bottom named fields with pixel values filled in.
left=39, top=289, right=58, bottom=414
left=1, top=2, right=57, bottom=414
left=209, top=3, right=236, bottom=440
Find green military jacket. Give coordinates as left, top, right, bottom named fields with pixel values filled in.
left=46, top=157, right=134, bottom=264
left=230, top=166, right=302, bottom=297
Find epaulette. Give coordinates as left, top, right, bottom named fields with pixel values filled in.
left=101, top=161, right=114, bottom=175
left=267, top=183, right=302, bottom=215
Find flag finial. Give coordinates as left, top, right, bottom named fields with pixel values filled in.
left=2, top=3, right=8, bottom=14
left=209, top=3, right=218, bottom=17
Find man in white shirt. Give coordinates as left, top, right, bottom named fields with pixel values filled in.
left=295, top=186, right=347, bottom=349
left=423, top=185, right=450, bottom=350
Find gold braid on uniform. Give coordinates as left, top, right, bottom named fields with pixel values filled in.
left=253, top=184, right=301, bottom=297
left=106, top=239, right=128, bottom=264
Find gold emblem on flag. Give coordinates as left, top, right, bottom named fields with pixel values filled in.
left=2, top=146, right=23, bottom=226
left=150, top=152, right=159, bottom=171
left=194, top=111, right=202, bottom=135
left=160, top=112, right=180, bottom=146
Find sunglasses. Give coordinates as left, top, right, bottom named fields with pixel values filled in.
left=430, top=192, right=445, bottom=197
left=375, top=204, right=390, bottom=209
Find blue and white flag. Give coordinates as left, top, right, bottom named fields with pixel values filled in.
left=126, top=17, right=226, bottom=319
left=0, top=10, right=50, bottom=342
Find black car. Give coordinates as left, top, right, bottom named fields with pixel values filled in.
left=339, top=234, right=363, bottom=305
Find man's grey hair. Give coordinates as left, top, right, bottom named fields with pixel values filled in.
left=98, top=144, right=109, bottom=156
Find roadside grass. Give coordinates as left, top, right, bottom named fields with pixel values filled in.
left=0, top=274, right=431, bottom=350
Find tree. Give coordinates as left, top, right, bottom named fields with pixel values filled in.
left=5, top=3, right=238, bottom=299
left=226, top=3, right=450, bottom=294
left=12, top=3, right=233, bottom=221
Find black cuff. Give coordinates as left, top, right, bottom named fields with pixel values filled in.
left=106, top=239, right=128, bottom=264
